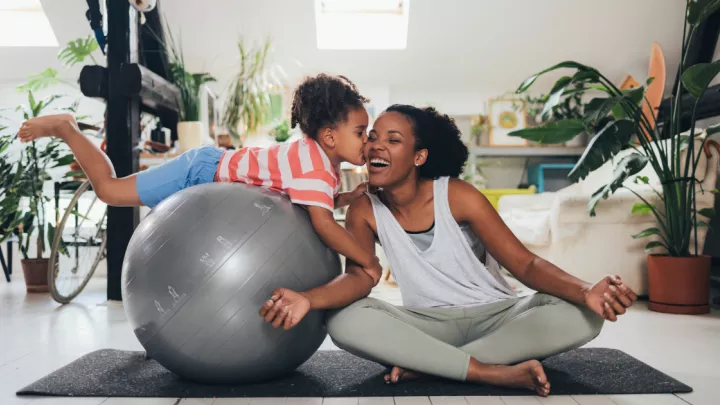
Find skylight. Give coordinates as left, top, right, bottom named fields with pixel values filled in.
left=0, top=0, right=58, bottom=47
left=315, top=0, right=410, bottom=50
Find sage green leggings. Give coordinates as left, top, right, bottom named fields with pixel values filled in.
left=325, top=293, right=604, bottom=381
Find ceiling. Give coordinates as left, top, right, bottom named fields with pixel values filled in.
left=0, top=0, right=691, bottom=97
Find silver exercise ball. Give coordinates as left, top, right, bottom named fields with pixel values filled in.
left=121, top=182, right=341, bottom=385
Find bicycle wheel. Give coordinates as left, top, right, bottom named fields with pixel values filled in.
left=48, top=180, right=108, bottom=304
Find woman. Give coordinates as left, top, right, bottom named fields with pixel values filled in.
left=259, top=105, right=637, bottom=396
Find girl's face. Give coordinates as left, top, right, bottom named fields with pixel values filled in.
left=329, top=106, right=369, bottom=166
left=365, top=111, right=426, bottom=188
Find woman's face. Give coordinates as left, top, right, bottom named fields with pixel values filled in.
left=365, top=111, right=426, bottom=187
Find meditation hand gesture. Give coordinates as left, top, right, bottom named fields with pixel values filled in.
left=584, top=275, right=638, bottom=321
left=259, top=288, right=311, bottom=330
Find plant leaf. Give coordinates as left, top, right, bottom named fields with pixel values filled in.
left=569, top=119, right=635, bottom=183
left=610, top=86, right=645, bottom=119
left=632, top=227, right=661, bottom=239
left=711, top=189, right=719, bottom=194
left=516, top=61, right=596, bottom=93
left=587, top=153, right=649, bottom=216
left=635, top=175, right=650, bottom=184
left=699, top=207, right=715, bottom=218
left=687, top=0, right=720, bottom=25
left=705, top=122, right=720, bottom=136
left=682, top=61, right=720, bottom=97
left=696, top=221, right=710, bottom=229
left=16, top=68, right=60, bottom=93
left=57, top=35, right=98, bottom=67
left=632, top=203, right=654, bottom=215
left=644, top=241, right=665, bottom=252
left=52, top=154, right=75, bottom=168
left=508, top=119, right=585, bottom=144
left=584, top=96, right=620, bottom=126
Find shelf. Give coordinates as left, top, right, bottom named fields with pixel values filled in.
left=470, top=146, right=586, bottom=157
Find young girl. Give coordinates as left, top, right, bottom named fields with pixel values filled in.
left=18, top=73, right=381, bottom=274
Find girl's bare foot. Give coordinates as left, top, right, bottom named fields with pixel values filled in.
left=469, top=359, right=550, bottom=396
left=384, top=366, right=429, bottom=384
left=18, top=114, right=74, bottom=143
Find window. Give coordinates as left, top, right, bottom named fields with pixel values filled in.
left=0, top=0, right=58, bottom=47
left=314, top=0, right=410, bottom=50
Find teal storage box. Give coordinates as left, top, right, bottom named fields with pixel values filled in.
left=527, top=163, right=576, bottom=192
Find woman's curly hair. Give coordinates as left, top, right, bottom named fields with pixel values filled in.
left=385, top=104, right=469, bottom=179
left=290, top=73, right=369, bottom=139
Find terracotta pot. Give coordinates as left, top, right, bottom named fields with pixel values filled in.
left=21, top=259, right=49, bottom=293
left=648, top=254, right=710, bottom=314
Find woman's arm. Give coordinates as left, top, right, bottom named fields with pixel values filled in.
left=448, top=179, right=636, bottom=321
left=259, top=196, right=383, bottom=329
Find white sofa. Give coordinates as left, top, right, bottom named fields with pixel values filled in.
left=498, top=135, right=719, bottom=295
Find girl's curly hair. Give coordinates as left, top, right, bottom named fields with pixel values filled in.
left=291, top=73, right=369, bottom=139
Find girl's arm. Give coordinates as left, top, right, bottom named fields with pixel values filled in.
left=259, top=196, right=382, bottom=329
left=447, top=179, right=637, bottom=321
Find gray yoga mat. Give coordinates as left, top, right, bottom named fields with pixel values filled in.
left=17, top=348, right=692, bottom=397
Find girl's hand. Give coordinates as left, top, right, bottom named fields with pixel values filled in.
left=258, top=288, right=312, bottom=330
left=583, top=275, right=638, bottom=321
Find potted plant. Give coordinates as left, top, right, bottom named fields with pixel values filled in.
left=509, top=0, right=719, bottom=314
left=0, top=132, right=24, bottom=248
left=221, top=37, right=276, bottom=147
left=162, top=29, right=216, bottom=153
left=9, top=92, right=74, bottom=292
left=270, top=119, right=291, bottom=143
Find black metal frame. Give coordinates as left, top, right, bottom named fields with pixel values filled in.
left=658, top=11, right=720, bottom=130
left=79, top=1, right=180, bottom=300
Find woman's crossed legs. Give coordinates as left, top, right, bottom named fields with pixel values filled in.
left=326, top=294, right=604, bottom=396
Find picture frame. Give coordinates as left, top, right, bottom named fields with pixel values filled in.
left=488, top=98, right=528, bottom=147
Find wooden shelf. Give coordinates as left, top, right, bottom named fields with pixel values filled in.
left=470, top=146, right=586, bottom=157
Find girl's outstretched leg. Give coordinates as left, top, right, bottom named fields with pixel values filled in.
left=19, top=114, right=143, bottom=207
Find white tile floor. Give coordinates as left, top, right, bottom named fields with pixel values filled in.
left=1, top=272, right=719, bottom=405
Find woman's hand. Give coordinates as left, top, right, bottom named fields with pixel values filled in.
left=583, top=275, right=638, bottom=321
left=258, top=288, right=311, bottom=330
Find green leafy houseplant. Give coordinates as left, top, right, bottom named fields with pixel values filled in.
left=270, top=119, right=291, bottom=143
left=0, top=131, right=24, bottom=245
left=17, top=35, right=99, bottom=93
left=164, top=29, right=216, bottom=122
left=222, top=37, right=274, bottom=141
left=508, top=1, right=720, bottom=314
left=11, top=92, right=75, bottom=262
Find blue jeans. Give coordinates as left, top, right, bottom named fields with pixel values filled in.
left=135, top=146, right=224, bottom=208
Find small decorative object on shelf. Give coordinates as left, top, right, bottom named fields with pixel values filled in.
left=488, top=98, right=528, bottom=147
left=470, top=114, right=488, bottom=146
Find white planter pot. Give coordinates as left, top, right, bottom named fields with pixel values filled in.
left=177, top=121, right=205, bottom=152
left=565, top=132, right=588, bottom=147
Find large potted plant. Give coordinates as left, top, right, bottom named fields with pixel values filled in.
left=10, top=92, right=74, bottom=292
left=0, top=132, right=25, bottom=248
left=509, top=0, right=719, bottom=314
left=221, top=37, right=276, bottom=147
left=165, top=29, right=216, bottom=152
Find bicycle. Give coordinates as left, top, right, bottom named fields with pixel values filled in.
left=47, top=120, right=174, bottom=304
left=48, top=178, right=108, bottom=303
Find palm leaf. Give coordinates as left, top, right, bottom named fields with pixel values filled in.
left=16, top=68, right=60, bottom=93
left=58, top=36, right=98, bottom=67
left=569, top=120, right=635, bottom=183
left=588, top=153, right=650, bottom=216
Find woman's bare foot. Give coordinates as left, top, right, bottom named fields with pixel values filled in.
left=18, top=114, right=74, bottom=143
left=468, top=359, right=550, bottom=396
left=384, top=366, right=429, bottom=384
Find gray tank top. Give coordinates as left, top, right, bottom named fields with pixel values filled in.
left=368, top=177, right=516, bottom=308
left=407, top=223, right=485, bottom=262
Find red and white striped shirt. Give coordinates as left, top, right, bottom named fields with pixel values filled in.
left=215, top=137, right=341, bottom=211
